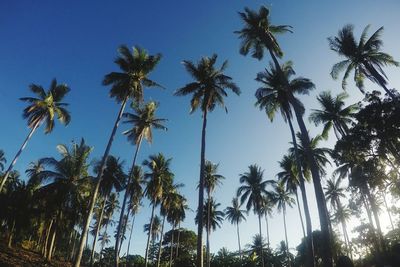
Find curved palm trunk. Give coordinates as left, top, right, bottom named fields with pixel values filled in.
left=0, top=120, right=40, bottom=192
left=258, top=213, right=265, bottom=267
left=196, top=110, right=207, bottom=267
left=169, top=225, right=175, bottom=267
left=264, top=214, right=270, bottom=248
left=289, top=96, right=333, bottom=267
left=294, top=190, right=306, bottom=238
left=115, top=136, right=143, bottom=266
left=287, top=115, right=315, bottom=267
left=236, top=223, right=242, bottom=263
left=145, top=204, right=156, bottom=267
left=282, top=205, right=291, bottom=267
left=74, top=96, right=128, bottom=267
left=90, top=195, right=107, bottom=266
left=126, top=215, right=136, bottom=258
left=157, top=215, right=166, bottom=267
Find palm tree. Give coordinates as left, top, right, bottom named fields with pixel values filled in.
left=144, top=215, right=162, bottom=262
left=0, top=150, right=6, bottom=172
left=237, top=164, right=275, bottom=267
left=309, top=91, right=358, bottom=139
left=225, top=197, right=246, bottom=262
left=235, top=5, right=292, bottom=70
left=90, top=156, right=126, bottom=266
left=247, top=234, right=267, bottom=266
left=25, top=160, right=45, bottom=190
left=99, top=192, right=119, bottom=261
left=143, top=153, right=173, bottom=267
left=114, top=101, right=167, bottom=265
left=260, top=197, right=274, bottom=248
left=195, top=198, right=224, bottom=267
left=324, top=178, right=351, bottom=257
left=329, top=24, right=399, bottom=99
left=273, top=180, right=295, bottom=266
left=255, top=61, right=315, bottom=265
left=0, top=79, right=71, bottom=192
left=277, top=154, right=306, bottom=238
left=99, top=232, right=111, bottom=261
left=75, top=45, right=162, bottom=267
left=203, top=161, right=224, bottom=267
left=174, top=54, right=240, bottom=267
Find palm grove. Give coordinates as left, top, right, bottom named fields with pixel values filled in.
left=1, top=5, right=400, bottom=267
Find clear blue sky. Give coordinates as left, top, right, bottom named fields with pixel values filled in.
left=1, top=0, right=399, bottom=257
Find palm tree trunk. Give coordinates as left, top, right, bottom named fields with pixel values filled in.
left=283, top=205, right=291, bottom=267
left=126, top=215, right=136, bottom=258
left=90, top=195, right=107, bottom=266
left=268, top=49, right=282, bottom=74
left=364, top=63, right=398, bottom=101
left=264, top=214, right=270, bottom=248
left=115, top=135, right=143, bottom=267
left=74, top=96, right=128, bottom=267
left=169, top=225, right=175, bottom=267
left=119, top=207, right=131, bottom=256
left=287, top=115, right=315, bottom=267
left=289, top=96, right=333, bottom=267
left=7, top=219, right=15, bottom=248
left=364, top=185, right=386, bottom=251
left=236, top=223, right=242, bottom=263
left=206, top=191, right=211, bottom=267
left=0, top=120, right=40, bottom=192
left=340, top=218, right=349, bottom=256
left=70, top=231, right=77, bottom=262
left=196, top=110, right=208, bottom=267
left=145, top=204, right=156, bottom=267
left=176, top=222, right=181, bottom=259
left=382, top=193, right=395, bottom=231
left=47, top=225, right=57, bottom=261
left=43, top=219, right=54, bottom=258
left=295, top=189, right=306, bottom=238
left=258, top=213, right=265, bottom=267
left=157, top=215, right=166, bottom=267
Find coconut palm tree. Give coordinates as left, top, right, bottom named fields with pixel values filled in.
left=75, top=46, right=162, bottom=267
left=115, top=101, right=167, bottom=265
left=255, top=61, right=315, bottom=266
left=247, top=234, right=267, bottom=266
left=25, top=160, right=45, bottom=190
left=235, top=5, right=292, bottom=69
left=195, top=198, right=224, bottom=267
left=90, top=156, right=126, bottom=266
left=143, top=153, right=173, bottom=267
left=174, top=54, right=240, bottom=267
left=0, top=79, right=71, bottom=192
left=99, top=232, right=111, bottom=261
left=309, top=91, right=358, bottom=139
left=225, top=197, right=246, bottom=262
left=0, top=150, right=6, bottom=172
left=144, top=215, right=162, bottom=262
left=277, top=154, right=306, bottom=238
left=260, top=197, right=274, bottom=248
left=329, top=24, right=399, bottom=99
left=273, top=180, right=295, bottom=266
left=237, top=164, right=275, bottom=267
left=99, top=192, right=119, bottom=262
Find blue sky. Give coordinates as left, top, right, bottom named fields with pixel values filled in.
left=1, top=0, right=399, bottom=257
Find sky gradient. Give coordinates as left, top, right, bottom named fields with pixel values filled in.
left=1, top=0, right=399, bottom=257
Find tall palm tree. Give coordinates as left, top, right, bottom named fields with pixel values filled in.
left=144, top=215, right=162, bottom=262
left=195, top=197, right=224, bottom=267
left=235, top=5, right=292, bottom=70
left=237, top=164, right=275, bottom=267
left=99, top=192, right=119, bottom=262
left=255, top=61, right=315, bottom=266
left=273, top=180, right=295, bottom=266
left=174, top=54, right=240, bottom=267
left=115, top=101, right=167, bottom=266
left=309, top=91, right=358, bottom=139
left=329, top=24, right=399, bottom=99
left=90, top=156, right=126, bottom=266
left=248, top=234, right=267, bottom=266
left=225, top=197, right=246, bottom=262
left=203, top=161, right=224, bottom=267
left=277, top=154, right=306, bottom=238
left=75, top=45, right=162, bottom=267
left=143, top=153, right=173, bottom=267
left=0, top=79, right=71, bottom=192
left=0, top=150, right=6, bottom=172
left=260, top=197, right=274, bottom=248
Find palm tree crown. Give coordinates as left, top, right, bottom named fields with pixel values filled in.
left=225, top=197, right=247, bottom=225
left=196, top=198, right=225, bottom=232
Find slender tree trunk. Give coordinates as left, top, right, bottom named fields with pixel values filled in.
left=382, top=193, right=395, bottom=231
left=340, top=218, right=349, bottom=256
left=43, top=219, right=54, bottom=258
left=196, top=110, right=207, bottom=267
left=283, top=205, right=291, bottom=267
left=74, top=97, right=128, bottom=267
left=289, top=96, right=333, bottom=267
left=176, top=222, right=181, bottom=259
left=258, top=213, right=265, bottom=267
left=47, top=226, right=57, bottom=261
left=206, top=191, right=211, bottom=267
left=268, top=49, right=282, bottom=74
left=115, top=135, right=143, bottom=266
left=236, top=223, right=242, bottom=263
left=90, top=195, right=107, bottom=266
left=7, top=219, right=15, bottom=248
left=364, top=185, right=386, bottom=251
left=264, top=214, right=270, bottom=248
left=0, top=120, right=40, bottom=192
left=127, top=215, right=136, bottom=258
left=157, top=215, right=166, bottom=267
left=118, top=209, right=131, bottom=256
left=295, top=189, right=306, bottom=238
left=145, top=204, right=156, bottom=267
left=169, top=225, right=175, bottom=267
left=287, top=115, right=315, bottom=267
left=70, top=231, right=77, bottom=262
